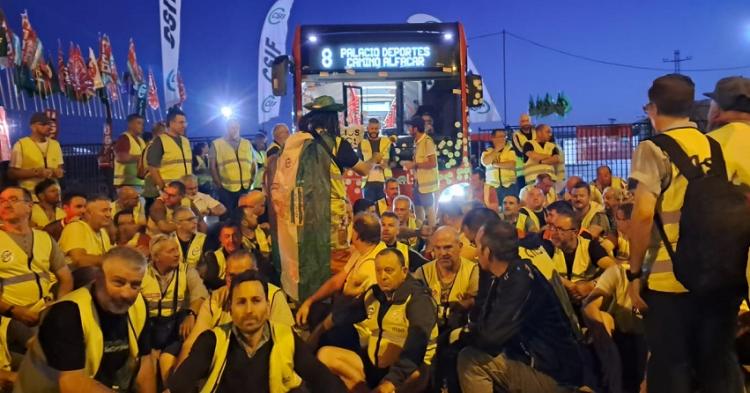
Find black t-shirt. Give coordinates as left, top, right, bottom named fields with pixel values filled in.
left=560, top=238, right=608, bottom=280
left=522, top=141, right=559, bottom=163
left=168, top=329, right=346, bottom=393
left=334, top=139, right=359, bottom=170
left=38, top=290, right=150, bottom=388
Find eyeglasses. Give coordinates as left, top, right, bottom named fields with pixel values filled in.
left=548, top=225, right=577, bottom=233
left=0, top=196, right=28, bottom=205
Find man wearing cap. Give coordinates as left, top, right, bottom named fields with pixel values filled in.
left=512, top=114, right=535, bottom=189
left=8, top=112, right=64, bottom=198
left=706, top=76, right=750, bottom=188
left=113, top=114, right=147, bottom=192
left=402, top=116, right=439, bottom=228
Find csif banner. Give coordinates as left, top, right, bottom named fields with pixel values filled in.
left=407, top=13, right=503, bottom=125
left=258, top=0, right=294, bottom=127
left=160, top=0, right=182, bottom=109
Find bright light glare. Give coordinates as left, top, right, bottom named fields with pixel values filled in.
left=220, top=106, right=233, bottom=119
left=443, top=32, right=454, bottom=41
left=308, top=35, right=318, bottom=43
left=439, top=183, right=467, bottom=203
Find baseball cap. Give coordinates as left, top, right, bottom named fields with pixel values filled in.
left=404, top=116, right=425, bottom=131
left=29, top=112, right=52, bottom=125
left=704, top=76, right=750, bottom=113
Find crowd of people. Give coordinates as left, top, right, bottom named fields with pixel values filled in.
left=0, top=73, right=749, bottom=393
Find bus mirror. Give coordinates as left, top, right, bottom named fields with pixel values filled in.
left=272, top=56, right=290, bottom=96
left=467, top=74, right=484, bottom=108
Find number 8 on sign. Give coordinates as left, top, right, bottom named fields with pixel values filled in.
left=321, top=48, right=333, bottom=69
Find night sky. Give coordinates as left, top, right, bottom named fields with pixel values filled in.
left=1, top=0, right=748, bottom=143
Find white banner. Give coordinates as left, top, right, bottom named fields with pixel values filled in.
left=407, top=13, right=502, bottom=125
left=160, top=0, right=182, bottom=108
left=258, top=0, right=294, bottom=126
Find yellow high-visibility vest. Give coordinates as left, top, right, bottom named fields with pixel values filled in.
left=140, top=264, right=188, bottom=318
left=15, top=137, right=64, bottom=194
left=414, top=133, right=439, bottom=193
left=0, top=229, right=53, bottom=307
left=481, top=145, right=516, bottom=188
left=177, top=232, right=207, bottom=269
left=158, top=134, right=192, bottom=183
left=416, top=258, right=477, bottom=324
left=30, top=204, right=65, bottom=229
left=213, top=138, right=255, bottom=192
left=360, top=137, right=392, bottom=185
left=552, top=236, right=599, bottom=282
left=114, top=132, right=146, bottom=187
left=523, top=140, right=557, bottom=185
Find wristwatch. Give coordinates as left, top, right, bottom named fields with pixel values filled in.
left=626, top=269, right=643, bottom=282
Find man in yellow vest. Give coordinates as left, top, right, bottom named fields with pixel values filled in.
left=210, top=119, right=256, bottom=215
left=392, top=195, right=422, bottom=248
left=167, top=270, right=346, bottom=393
left=177, top=248, right=294, bottom=364
left=173, top=206, right=208, bottom=270
left=181, top=174, right=226, bottom=219
left=143, top=233, right=208, bottom=383
left=113, top=114, right=146, bottom=192
left=707, top=76, right=750, bottom=189
left=237, top=191, right=271, bottom=263
left=30, top=179, right=65, bottom=230
left=401, top=116, right=438, bottom=228
left=512, top=114, right=535, bottom=189
left=380, top=211, right=429, bottom=272
left=563, top=175, right=603, bottom=205
left=516, top=186, right=546, bottom=238
left=111, top=186, right=146, bottom=226
left=571, top=181, right=611, bottom=236
left=593, top=165, right=626, bottom=194
left=316, top=248, right=438, bottom=392
left=113, top=209, right=150, bottom=257
left=147, top=181, right=205, bottom=236
left=519, top=173, right=557, bottom=207
left=628, top=74, right=745, bottom=392
left=359, top=118, right=391, bottom=202
left=147, top=108, right=192, bottom=193
left=58, top=195, right=113, bottom=288
left=266, top=123, right=290, bottom=159
left=201, top=223, right=242, bottom=290
left=481, top=128, right=518, bottom=207
left=0, top=186, right=74, bottom=364
left=522, top=124, right=560, bottom=186
left=501, top=195, right=520, bottom=225
left=295, top=213, right=387, bottom=327
left=375, top=178, right=400, bottom=217
left=8, top=112, right=64, bottom=198
left=42, top=191, right=87, bottom=242
left=13, top=247, right=156, bottom=393
left=251, top=133, right=268, bottom=190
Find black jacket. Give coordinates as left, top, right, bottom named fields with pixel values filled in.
left=466, top=258, right=583, bottom=387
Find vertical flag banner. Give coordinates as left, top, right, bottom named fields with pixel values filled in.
left=176, top=70, right=186, bottom=104
left=258, top=0, right=294, bottom=127
left=0, top=107, right=10, bottom=161
left=407, top=13, right=502, bottom=124
left=147, top=69, right=160, bottom=110
left=160, top=0, right=181, bottom=108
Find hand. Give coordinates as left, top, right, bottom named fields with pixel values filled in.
left=11, top=306, right=40, bottom=327
left=372, top=381, right=396, bottom=393
left=371, top=152, right=383, bottom=164
left=627, top=278, right=648, bottom=313
left=180, top=314, right=196, bottom=340
left=41, top=168, right=54, bottom=179
left=0, top=369, right=16, bottom=391
left=401, top=160, right=415, bottom=170
left=456, top=293, right=474, bottom=310
left=296, top=299, right=313, bottom=327
left=52, top=167, right=64, bottom=178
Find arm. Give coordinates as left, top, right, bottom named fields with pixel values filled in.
left=133, top=354, right=157, bottom=393
left=382, top=293, right=437, bottom=387
left=59, top=371, right=114, bottom=393
left=209, top=202, right=227, bottom=217
left=350, top=160, right=371, bottom=176
left=581, top=292, right=615, bottom=336
left=541, top=155, right=561, bottom=164
left=292, top=335, right=348, bottom=393
left=415, top=154, right=437, bottom=170
left=167, top=331, right=216, bottom=393
left=208, top=143, right=223, bottom=188
left=7, top=166, right=45, bottom=180
left=146, top=138, right=166, bottom=190
left=114, top=136, right=137, bottom=164
left=526, top=151, right=551, bottom=161
left=296, top=270, right=348, bottom=326
left=53, top=265, right=73, bottom=298
left=67, top=249, right=104, bottom=269
left=177, top=293, right=216, bottom=365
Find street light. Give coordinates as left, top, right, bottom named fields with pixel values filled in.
left=220, top=106, right=233, bottom=119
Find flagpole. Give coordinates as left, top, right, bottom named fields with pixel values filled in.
left=56, top=89, right=64, bottom=116
left=0, top=72, right=7, bottom=109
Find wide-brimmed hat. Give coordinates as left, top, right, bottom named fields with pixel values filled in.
left=303, top=95, right=345, bottom=112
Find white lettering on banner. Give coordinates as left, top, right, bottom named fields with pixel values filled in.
left=160, top=0, right=181, bottom=108
left=258, top=0, right=295, bottom=126
left=322, top=45, right=432, bottom=70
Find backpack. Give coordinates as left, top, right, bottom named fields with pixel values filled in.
left=650, top=133, right=750, bottom=295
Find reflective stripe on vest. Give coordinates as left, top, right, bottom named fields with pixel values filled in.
left=520, top=246, right=563, bottom=280
left=114, top=133, right=146, bottom=186
left=523, top=140, right=557, bottom=184
left=16, top=137, right=64, bottom=193
left=141, top=264, right=188, bottom=318
left=178, top=232, right=207, bottom=269
left=242, top=227, right=271, bottom=254
left=648, top=128, right=711, bottom=293
left=213, top=138, right=254, bottom=192
left=158, top=134, right=193, bottom=183
left=552, top=236, right=598, bottom=282
left=0, top=229, right=53, bottom=306
left=516, top=207, right=541, bottom=234
left=414, top=134, right=439, bottom=193
left=200, top=322, right=302, bottom=393
left=362, top=289, right=438, bottom=368
left=376, top=198, right=389, bottom=216
left=214, top=249, right=227, bottom=281
left=417, top=258, right=477, bottom=324
left=580, top=201, right=606, bottom=229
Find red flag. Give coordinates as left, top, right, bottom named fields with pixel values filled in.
left=98, top=35, right=113, bottom=85
left=177, top=70, right=186, bottom=104
left=346, top=86, right=361, bottom=126
left=88, top=47, right=104, bottom=90
left=20, top=11, right=39, bottom=69
left=127, top=39, right=144, bottom=84
left=56, top=43, right=68, bottom=94
left=147, top=69, right=160, bottom=110
left=384, top=98, right=397, bottom=129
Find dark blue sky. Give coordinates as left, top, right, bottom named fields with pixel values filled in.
left=1, top=0, right=748, bottom=143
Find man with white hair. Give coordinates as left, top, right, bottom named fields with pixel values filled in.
left=180, top=174, right=226, bottom=219
left=266, top=123, right=290, bottom=158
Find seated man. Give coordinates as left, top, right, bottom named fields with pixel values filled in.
left=295, top=213, right=387, bottom=328
left=30, top=179, right=65, bottom=230
left=392, top=195, right=422, bottom=248
left=201, top=222, right=242, bottom=290
left=458, top=220, right=583, bottom=392
left=111, top=186, right=147, bottom=226
left=147, top=181, right=205, bottom=236
left=468, top=168, right=499, bottom=212
left=172, top=206, right=208, bottom=269
left=380, top=211, right=429, bottom=272
left=316, top=248, right=438, bottom=393
left=13, top=247, right=156, bottom=393
left=141, top=234, right=208, bottom=382
left=58, top=194, right=113, bottom=288
left=43, top=191, right=87, bottom=241
left=178, top=249, right=293, bottom=364
left=570, top=181, right=611, bottom=237
left=519, top=173, right=557, bottom=207
left=113, top=209, right=150, bottom=257
left=237, top=191, right=271, bottom=262
left=168, top=270, right=347, bottom=393
left=516, top=186, right=546, bottom=238
left=181, top=174, right=226, bottom=219
left=375, top=178, right=400, bottom=216
left=562, top=175, right=603, bottom=205
left=501, top=195, right=520, bottom=225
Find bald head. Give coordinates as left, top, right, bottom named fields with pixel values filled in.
left=117, top=187, right=139, bottom=209
left=432, top=225, right=461, bottom=244
left=272, top=123, right=290, bottom=146
left=566, top=176, right=583, bottom=192
left=432, top=226, right=462, bottom=269
left=526, top=187, right=545, bottom=211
